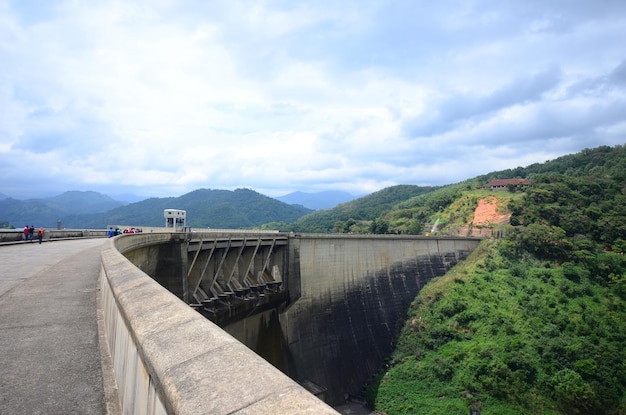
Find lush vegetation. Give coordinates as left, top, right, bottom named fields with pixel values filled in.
left=368, top=145, right=626, bottom=414
left=268, top=185, right=438, bottom=233
left=278, top=145, right=625, bottom=236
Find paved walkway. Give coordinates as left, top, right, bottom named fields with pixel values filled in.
left=0, top=239, right=118, bottom=415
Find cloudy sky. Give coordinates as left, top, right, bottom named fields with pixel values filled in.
left=1, top=0, right=625, bottom=200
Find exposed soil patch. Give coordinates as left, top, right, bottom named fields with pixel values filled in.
left=472, top=196, right=510, bottom=226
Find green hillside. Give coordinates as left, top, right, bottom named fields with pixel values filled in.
left=367, top=145, right=626, bottom=414
left=0, top=191, right=127, bottom=228
left=281, top=145, right=624, bottom=237
left=274, top=185, right=438, bottom=233
left=70, top=188, right=313, bottom=229
left=0, top=198, right=61, bottom=229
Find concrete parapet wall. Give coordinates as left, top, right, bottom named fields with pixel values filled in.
left=100, top=233, right=339, bottom=415
left=0, top=228, right=108, bottom=243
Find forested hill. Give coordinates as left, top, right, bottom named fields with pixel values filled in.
left=0, top=191, right=125, bottom=229
left=477, top=144, right=626, bottom=183
left=73, top=188, right=313, bottom=229
left=270, top=185, right=439, bottom=233
left=280, top=145, right=626, bottom=235
left=367, top=144, right=626, bottom=414
left=1, top=188, right=312, bottom=229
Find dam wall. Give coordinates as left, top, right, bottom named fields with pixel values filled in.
left=104, top=232, right=481, bottom=409
left=100, top=233, right=339, bottom=414
left=222, top=234, right=481, bottom=405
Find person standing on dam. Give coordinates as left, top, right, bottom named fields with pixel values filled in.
left=37, top=227, right=44, bottom=244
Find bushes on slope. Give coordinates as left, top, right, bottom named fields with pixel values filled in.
left=371, top=173, right=626, bottom=414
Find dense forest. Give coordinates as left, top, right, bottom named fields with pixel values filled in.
left=362, top=145, right=626, bottom=414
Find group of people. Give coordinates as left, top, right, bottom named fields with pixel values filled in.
left=107, top=227, right=144, bottom=237
left=23, top=225, right=44, bottom=244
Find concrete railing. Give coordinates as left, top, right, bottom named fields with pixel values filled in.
left=100, top=233, right=339, bottom=415
left=0, top=228, right=108, bottom=243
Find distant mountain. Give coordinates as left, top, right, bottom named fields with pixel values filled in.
left=41, top=191, right=125, bottom=214
left=0, top=197, right=61, bottom=228
left=81, top=188, right=313, bottom=229
left=276, top=190, right=358, bottom=210
left=3, top=188, right=313, bottom=229
left=0, top=190, right=127, bottom=228
left=0, top=192, right=7, bottom=200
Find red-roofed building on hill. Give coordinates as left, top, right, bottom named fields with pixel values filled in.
left=482, top=178, right=531, bottom=191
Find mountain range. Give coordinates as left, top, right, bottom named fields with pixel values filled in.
left=0, top=188, right=327, bottom=229
left=3, top=145, right=623, bottom=232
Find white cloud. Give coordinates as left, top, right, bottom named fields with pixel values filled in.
left=0, top=0, right=625, bottom=199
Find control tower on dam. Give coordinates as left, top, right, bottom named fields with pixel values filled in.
left=122, top=231, right=481, bottom=406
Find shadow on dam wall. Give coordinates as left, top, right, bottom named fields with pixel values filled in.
left=222, top=235, right=480, bottom=406
left=292, top=256, right=452, bottom=402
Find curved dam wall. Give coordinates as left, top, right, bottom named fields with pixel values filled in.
left=100, top=233, right=339, bottom=415
left=225, top=234, right=481, bottom=405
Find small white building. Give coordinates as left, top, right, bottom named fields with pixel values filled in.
left=164, top=209, right=186, bottom=230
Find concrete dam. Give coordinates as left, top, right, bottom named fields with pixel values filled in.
left=119, top=232, right=481, bottom=407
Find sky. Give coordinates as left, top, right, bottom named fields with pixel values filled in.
left=1, top=0, right=625, bottom=200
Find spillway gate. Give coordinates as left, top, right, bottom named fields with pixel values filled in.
left=184, top=234, right=289, bottom=326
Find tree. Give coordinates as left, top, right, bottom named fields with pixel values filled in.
left=514, top=223, right=572, bottom=260
left=342, top=218, right=357, bottom=233
left=550, top=369, right=595, bottom=413
left=370, top=218, right=389, bottom=234
left=406, top=219, right=423, bottom=235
